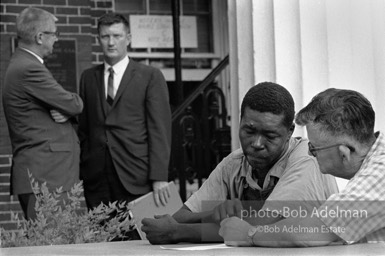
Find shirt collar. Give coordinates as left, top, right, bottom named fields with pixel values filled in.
left=358, top=131, right=383, bottom=171
left=19, top=47, right=44, bottom=64
left=104, top=55, right=129, bottom=75
left=240, top=137, right=297, bottom=189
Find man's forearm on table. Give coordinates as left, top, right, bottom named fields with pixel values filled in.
left=173, top=207, right=213, bottom=223
left=174, top=222, right=223, bottom=243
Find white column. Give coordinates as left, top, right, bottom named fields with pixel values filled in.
left=228, top=0, right=254, bottom=150
left=252, top=0, right=276, bottom=83
left=326, top=0, right=384, bottom=131
left=273, top=0, right=304, bottom=137
left=325, top=0, right=353, bottom=89
left=372, top=0, right=385, bottom=131
left=350, top=0, right=376, bottom=99
left=299, top=0, right=329, bottom=106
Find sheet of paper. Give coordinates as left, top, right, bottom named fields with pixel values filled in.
left=160, top=243, right=230, bottom=251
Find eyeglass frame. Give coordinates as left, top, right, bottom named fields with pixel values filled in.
left=42, top=31, right=60, bottom=37
left=308, top=142, right=355, bottom=157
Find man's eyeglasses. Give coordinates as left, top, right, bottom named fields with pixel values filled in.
left=42, top=31, right=60, bottom=37
left=308, top=142, right=355, bottom=157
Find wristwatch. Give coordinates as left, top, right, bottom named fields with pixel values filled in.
left=247, top=226, right=258, bottom=246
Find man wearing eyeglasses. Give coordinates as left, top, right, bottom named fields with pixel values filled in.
left=220, top=88, right=385, bottom=246
left=2, top=7, right=83, bottom=220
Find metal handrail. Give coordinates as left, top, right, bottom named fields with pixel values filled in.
left=171, top=55, right=229, bottom=122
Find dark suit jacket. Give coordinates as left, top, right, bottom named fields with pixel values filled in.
left=2, top=48, right=83, bottom=195
left=78, top=59, right=171, bottom=195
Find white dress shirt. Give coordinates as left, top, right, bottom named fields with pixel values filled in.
left=104, top=55, right=129, bottom=99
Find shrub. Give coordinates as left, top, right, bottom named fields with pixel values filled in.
left=0, top=177, right=136, bottom=247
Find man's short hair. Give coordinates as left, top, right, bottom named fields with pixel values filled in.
left=16, top=7, right=57, bottom=44
left=240, top=82, right=295, bottom=129
left=295, top=88, right=375, bottom=143
left=97, top=13, right=130, bottom=34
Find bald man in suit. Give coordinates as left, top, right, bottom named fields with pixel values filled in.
left=2, top=7, right=83, bottom=219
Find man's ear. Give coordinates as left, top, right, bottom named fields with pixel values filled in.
left=339, top=145, right=352, bottom=165
left=287, top=123, right=295, bottom=139
left=35, top=33, right=43, bottom=45
left=126, top=33, right=132, bottom=47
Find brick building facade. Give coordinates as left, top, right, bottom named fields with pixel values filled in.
left=0, top=0, right=114, bottom=231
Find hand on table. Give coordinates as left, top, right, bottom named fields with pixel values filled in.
left=219, top=216, right=254, bottom=247
left=152, top=181, right=170, bottom=207
left=50, top=110, right=70, bottom=123
left=212, top=199, right=244, bottom=223
left=141, top=214, right=178, bottom=244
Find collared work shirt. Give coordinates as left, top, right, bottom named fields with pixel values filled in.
left=319, top=131, right=385, bottom=244
left=185, top=137, right=338, bottom=213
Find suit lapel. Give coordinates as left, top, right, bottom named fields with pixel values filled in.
left=94, top=65, right=109, bottom=117
left=110, top=61, right=136, bottom=108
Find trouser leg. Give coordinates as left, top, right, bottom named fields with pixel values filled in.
left=18, top=193, right=37, bottom=220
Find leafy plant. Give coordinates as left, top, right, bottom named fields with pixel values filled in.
left=0, top=177, right=136, bottom=247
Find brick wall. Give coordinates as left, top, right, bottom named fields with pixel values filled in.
left=0, top=0, right=113, bottom=231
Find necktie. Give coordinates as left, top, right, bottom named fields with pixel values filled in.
left=107, top=67, right=114, bottom=105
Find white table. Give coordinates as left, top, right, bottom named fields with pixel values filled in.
left=1, top=240, right=384, bottom=255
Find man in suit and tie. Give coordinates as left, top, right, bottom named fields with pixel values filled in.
left=78, top=13, right=172, bottom=210
left=2, top=7, right=83, bottom=220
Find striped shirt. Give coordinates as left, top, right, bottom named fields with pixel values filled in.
left=320, top=131, right=385, bottom=244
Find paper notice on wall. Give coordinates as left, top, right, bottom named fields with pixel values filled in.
left=129, top=15, right=198, bottom=48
